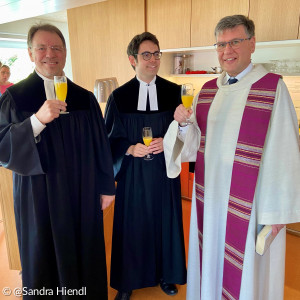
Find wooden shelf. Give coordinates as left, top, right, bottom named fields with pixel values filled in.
left=281, top=73, right=300, bottom=77
left=161, top=40, right=300, bottom=78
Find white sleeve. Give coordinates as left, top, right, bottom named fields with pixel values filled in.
left=30, top=114, right=46, bottom=138
left=178, top=125, right=188, bottom=142
left=180, top=91, right=201, bottom=162
left=164, top=92, right=202, bottom=178
left=164, top=122, right=201, bottom=178
left=256, top=79, right=300, bottom=224
left=164, top=121, right=184, bottom=178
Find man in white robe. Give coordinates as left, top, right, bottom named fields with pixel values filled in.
left=164, top=15, right=300, bottom=300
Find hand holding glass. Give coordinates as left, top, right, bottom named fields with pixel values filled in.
left=142, top=127, right=154, bottom=161
left=181, top=83, right=194, bottom=125
left=54, top=75, right=68, bottom=114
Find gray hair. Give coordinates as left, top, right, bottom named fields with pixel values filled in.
left=27, top=23, right=66, bottom=48
left=214, top=15, right=255, bottom=39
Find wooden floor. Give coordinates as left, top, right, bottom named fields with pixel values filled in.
left=0, top=201, right=188, bottom=300
left=0, top=201, right=300, bottom=300
left=0, top=206, right=22, bottom=300
left=104, top=201, right=190, bottom=300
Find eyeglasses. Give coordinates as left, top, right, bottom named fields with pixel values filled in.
left=135, top=51, right=162, bottom=61
left=31, top=45, right=65, bottom=53
left=214, top=38, right=251, bottom=52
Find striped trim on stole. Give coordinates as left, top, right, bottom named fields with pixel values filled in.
left=194, top=73, right=280, bottom=299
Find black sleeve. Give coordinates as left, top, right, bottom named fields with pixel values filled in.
left=0, top=92, right=44, bottom=176
left=104, top=93, right=132, bottom=179
left=89, top=93, right=115, bottom=195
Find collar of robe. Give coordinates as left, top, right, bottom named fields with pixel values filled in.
left=136, top=76, right=158, bottom=111
left=35, top=69, right=65, bottom=100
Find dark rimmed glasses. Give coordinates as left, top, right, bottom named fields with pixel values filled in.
left=135, top=51, right=162, bottom=61
left=214, top=38, right=251, bottom=52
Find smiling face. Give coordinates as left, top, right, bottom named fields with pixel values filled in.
left=28, top=30, right=66, bottom=79
left=128, top=40, right=160, bottom=83
left=216, top=25, right=255, bottom=77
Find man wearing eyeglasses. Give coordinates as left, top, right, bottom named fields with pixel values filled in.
left=105, top=32, right=186, bottom=300
left=0, top=24, right=115, bottom=299
left=164, top=15, right=300, bottom=300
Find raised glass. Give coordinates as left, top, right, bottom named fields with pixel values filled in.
left=54, top=75, right=68, bottom=114
left=181, top=83, right=194, bottom=125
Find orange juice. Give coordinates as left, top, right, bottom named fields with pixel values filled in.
left=143, top=137, right=152, bottom=146
left=54, top=82, right=67, bottom=102
left=182, top=95, right=193, bottom=108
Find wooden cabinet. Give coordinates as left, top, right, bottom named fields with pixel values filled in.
left=146, top=0, right=249, bottom=49
left=0, top=168, right=21, bottom=270
left=180, top=162, right=194, bottom=200
left=249, top=0, right=300, bottom=42
left=285, top=233, right=300, bottom=294
left=67, top=0, right=300, bottom=93
left=191, top=0, right=249, bottom=47
left=146, top=0, right=300, bottom=49
left=146, top=0, right=191, bottom=49
left=68, top=0, right=145, bottom=91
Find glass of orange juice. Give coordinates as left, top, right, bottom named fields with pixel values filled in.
left=54, top=75, right=68, bottom=114
left=181, top=83, right=194, bottom=125
left=142, top=127, right=154, bottom=161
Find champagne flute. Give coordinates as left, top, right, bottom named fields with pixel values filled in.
left=181, top=83, right=194, bottom=125
left=54, top=75, right=68, bottom=114
left=142, top=127, right=154, bottom=161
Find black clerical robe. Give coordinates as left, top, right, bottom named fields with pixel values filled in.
left=0, top=71, right=115, bottom=299
left=104, top=76, right=187, bottom=292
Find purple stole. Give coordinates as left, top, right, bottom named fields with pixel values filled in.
left=194, top=73, right=280, bottom=299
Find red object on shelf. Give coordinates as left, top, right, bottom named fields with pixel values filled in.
left=185, top=70, right=207, bottom=74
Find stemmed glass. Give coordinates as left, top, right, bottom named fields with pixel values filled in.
left=142, top=127, right=154, bottom=161
left=54, top=75, right=68, bottom=114
left=181, top=83, right=194, bottom=125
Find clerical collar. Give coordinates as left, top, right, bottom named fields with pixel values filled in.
left=35, top=69, right=65, bottom=100
left=224, top=63, right=253, bottom=85
left=136, top=76, right=158, bottom=111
